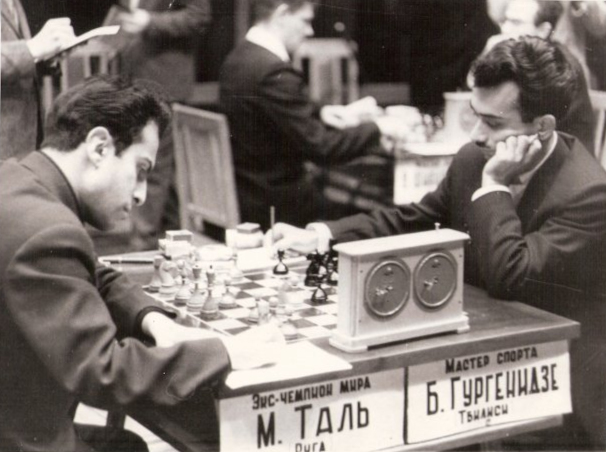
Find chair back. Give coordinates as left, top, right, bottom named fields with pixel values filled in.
left=589, top=90, right=606, bottom=166
left=294, top=38, right=359, bottom=105
left=172, top=104, right=240, bottom=233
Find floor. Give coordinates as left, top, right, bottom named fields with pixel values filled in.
left=74, top=403, right=179, bottom=452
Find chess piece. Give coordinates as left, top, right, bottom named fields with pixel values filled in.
left=311, top=284, right=328, bottom=304
left=191, top=263, right=206, bottom=290
left=201, top=287, right=220, bottom=320
left=219, top=288, right=237, bottom=309
left=273, top=249, right=289, bottom=276
left=280, top=305, right=298, bottom=340
left=268, top=296, right=279, bottom=314
left=229, top=265, right=245, bottom=282
left=174, top=261, right=191, bottom=306
left=257, top=299, right=270, bottom=325
left=159, top=260, right=178, bottom=296
left=186, top=282, right=206, bottom=313
left=148, top=255, right=164, bottom=293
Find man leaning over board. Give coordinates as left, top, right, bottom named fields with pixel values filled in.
left=0, top=76, right=284, bottom=452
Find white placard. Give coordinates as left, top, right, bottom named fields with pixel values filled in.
left=406, top=341, right=571, bottom=443
left=220, top=369, right=404, bottom=452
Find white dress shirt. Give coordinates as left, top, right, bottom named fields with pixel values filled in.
left=246, top=25, right=290, bottom=63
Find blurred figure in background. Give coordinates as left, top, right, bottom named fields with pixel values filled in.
left=116, top=0, right=212, bottom=250
left=1, top=0, right=75, bottom=161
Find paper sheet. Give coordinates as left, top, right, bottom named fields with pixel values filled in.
left=225, top=341, right=352, bottom=389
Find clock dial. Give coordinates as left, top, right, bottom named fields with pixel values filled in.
left=414, top=251, right=458, bottom=309
left=364, top=259, right=410, bottom=318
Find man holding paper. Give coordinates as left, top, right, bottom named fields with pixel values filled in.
left=1, top=0, right=75, bottom=161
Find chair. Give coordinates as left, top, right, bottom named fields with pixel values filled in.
left=589, top=90, right=606, bottom=167
left=172, top=104, right=240, bottom=236
left=293, top=38, right=359, bottom=105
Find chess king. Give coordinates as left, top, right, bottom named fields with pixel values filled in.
left=0, top=75, right=283, bottom=452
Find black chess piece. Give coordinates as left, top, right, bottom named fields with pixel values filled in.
left=311, top=284, right=328, bottom=304
left=305, top=251, right=322, bottom=286
left=273, top=249, right=289, bottom=275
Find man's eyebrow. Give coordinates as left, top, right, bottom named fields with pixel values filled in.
left=469, top=102, right=503, bottom=120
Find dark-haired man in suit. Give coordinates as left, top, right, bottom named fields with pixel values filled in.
left=271, top=36, right=606, bottom=450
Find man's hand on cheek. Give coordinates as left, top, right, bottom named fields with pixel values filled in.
left=482, top=134, right=542, bottom=186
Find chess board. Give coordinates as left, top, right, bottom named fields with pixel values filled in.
left=144, top=266, right=338, bottom=343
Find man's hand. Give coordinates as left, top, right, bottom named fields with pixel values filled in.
left=119, top=9, right=151, bottom=34
left=264, top=222, right=319, bottom=255
left=141, top=312, right=220, bottom=347
left=321, top=105, right=361, bottom=129
left=220, top=324, right=287, bottom=370
left=26, top=18, right=76, bottom=62
left=482, top=135, right=543, bottom=187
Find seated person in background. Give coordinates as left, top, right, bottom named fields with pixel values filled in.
left=270, top=36, right=606, bottom=450
left=481, top=0, right=595, bottom=152
left=0, top=76, right=282, bottom=452
left=219, top=0, right=402, bottom=230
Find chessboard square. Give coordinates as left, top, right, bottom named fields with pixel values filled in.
left=237, top=281, right=262, bottom=291
left=227, top=326, right=254, bottom=336
left=221, top=307, right=251, bottom=319
left=244, top=287, right=277, bottom=298
left=297, top=326, right=333, bottom=339
left=297, top=307, right=323, bottom=317
left=206, top=318, right=248, bottom=330
left=291, top=318, right=316, bottom=329
left=306, top=314, right=337, bottom=327
left=246, top=273, right=268, bottom=282
left=315, top=303, right=338, bottom=315
left=237, top=297, right=257, bottom=308
left=255, top=278, right=285, bottom=288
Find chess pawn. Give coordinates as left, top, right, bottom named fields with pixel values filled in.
left=278, top=280, right=290, bottom=306
left=280, top=305, right=298, bottom=340
left=229, top=265, right=245, bottom=282
left=311, top=284, right=328, bottom=304
left=273, top=249, right=289, bottom=276
left=148, top=255, right=164, bottom=293
left=268, top=296, right=279, bottom=314
left=174, top=278, right=191, bottom=307
left=186, top=282, right=206, bottom=314
left=257, top=299, right=270, bottom=325
left=201, top=287, right=220, bottom=320
left=219, top=288, right=237, bottom=309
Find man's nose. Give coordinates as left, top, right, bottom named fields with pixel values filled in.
left=133, top=180, right=147, bottom=206
left=469, top=120, right=487, bottom=146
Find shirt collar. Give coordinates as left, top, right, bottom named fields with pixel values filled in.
left=246, top=25, right=290, bottom=62
left=518, top=132, right=558, bottom=186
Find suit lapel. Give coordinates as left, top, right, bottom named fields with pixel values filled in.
left=1, top=0, right=30, bottom=39
left=516, top=136, right=568, bottom=231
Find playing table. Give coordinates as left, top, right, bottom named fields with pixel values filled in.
left=106, top=252, right=579, bottom=452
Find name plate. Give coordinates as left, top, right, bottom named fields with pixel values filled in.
left=219, top=369, right=404, bottom=452
left=406, top=341, right=571, bottom=443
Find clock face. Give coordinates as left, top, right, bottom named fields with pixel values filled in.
left=414, top=250, right=458, bottom=309
left=364, top=259, right=410, bottom=318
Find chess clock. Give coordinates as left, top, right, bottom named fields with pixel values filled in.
left=329, top=228, right=470, bottom=353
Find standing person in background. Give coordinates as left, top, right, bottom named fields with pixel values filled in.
left=553, top=0, right=606, bottom=90
left=1, top=0, right=75, bottom=162
left=115, top=0, right=212, bottom=250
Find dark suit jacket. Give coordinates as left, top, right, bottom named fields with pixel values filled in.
left=327, top=133, right=606, bottom=447
left=0, top=152, right=230, bottom=452
left=119, top=0, right=211, bottom=101
left=219, top=40, right=381, bottom=229
left=1, top=0, right=38, bottom=161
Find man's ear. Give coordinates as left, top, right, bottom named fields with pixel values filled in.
left=533, top=114, right=556, bottom=141
left=85, top=127, right=116, bottom=167
left=271, top=3, right=290, bottom=21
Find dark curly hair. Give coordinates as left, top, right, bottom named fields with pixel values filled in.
left=471, top=36, right=578, bottom=123
left=42, top=75, right=171, bottom=154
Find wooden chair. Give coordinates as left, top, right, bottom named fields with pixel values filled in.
left=589, top=90, right=606, bottom=167
left=172, top=104, right=240, bottom=236
left=293, top=38, right=359, bottom=105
